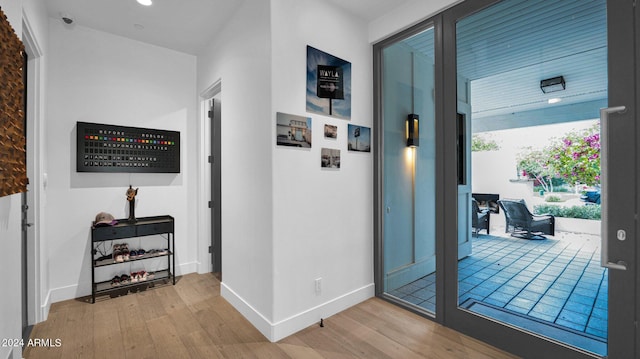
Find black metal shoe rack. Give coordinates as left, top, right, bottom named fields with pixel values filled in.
left=90, top=215, right=175, bottom=303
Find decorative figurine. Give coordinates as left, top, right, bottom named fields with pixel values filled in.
left=126, top=185, right=139, bottom=222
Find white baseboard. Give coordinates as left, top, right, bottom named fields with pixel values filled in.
left=220, top=283, right=274, bottom=340
left=221, top=282, right=375, bottom=342
left=177, top=261, right=197, bottom=276
left=48, top=283, right=78, bottom=304
left=40, top=290, right=51, bottom=323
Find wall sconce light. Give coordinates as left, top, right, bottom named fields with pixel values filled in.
left=540, top=76, right=565, bottom=93
left=406, top=114, right=419, bottom=147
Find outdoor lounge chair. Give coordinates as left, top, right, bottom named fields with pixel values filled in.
left=471, top=198, right=490, bottom=236
left=497, top=199, right=555, bottom=239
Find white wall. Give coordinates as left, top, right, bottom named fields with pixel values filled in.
left=270, top=0, right=374, bottom=341
left=0, top=0, right=24, bottom=352
left=0, top=1, right=48, bottom=358
left=368, top=0, right=460, bottom=44
left=196, top=0, right=374, bottom=342
left=0, top=193, right=21, bottom=359
left=45, top=20, right=197, bottom=302
left=196, top=0, right=276, bottom=336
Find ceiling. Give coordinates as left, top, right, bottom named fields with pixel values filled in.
left=45, top=0, right=410, bottom=55
left=400, top=0, right=607, bottom=130
left=45, top=0, right=607, bottom=130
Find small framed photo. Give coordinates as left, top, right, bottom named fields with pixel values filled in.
left=276, top=112, right=312, bottom=148
left=321, top=148, right=341, bottom=169
left=348, top=124, right=371, bottom=152
left=324, top=124, right=337, bottom=139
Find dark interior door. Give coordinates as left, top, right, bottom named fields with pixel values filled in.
left=210, top=98, right=222, bottom=274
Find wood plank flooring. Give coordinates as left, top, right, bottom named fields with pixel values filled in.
left=24, top=273, right=518, bottom=358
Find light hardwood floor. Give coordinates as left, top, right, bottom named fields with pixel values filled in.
left=24, top=273, right=518, bottom=358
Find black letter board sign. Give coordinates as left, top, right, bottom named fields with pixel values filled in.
left=316, top=65, right=344, bottom=100
left=76, top=122, right=180, bottom=173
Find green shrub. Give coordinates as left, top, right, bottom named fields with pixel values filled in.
left=545, top=195, right=562, bottom=202
left=533, top=204, right=601, bottom=220
left=534, top=186, right=570, bottom=193
left=471, top=134, right=500, bottom=152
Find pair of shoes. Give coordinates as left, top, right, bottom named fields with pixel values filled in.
left=129, top=249, right=146, bottom=258
left=146, top=249, right=164, bottom=256
left=110, top=275, right=121, bottom=286
left=131, top=271, right=148, bottom=282
left=113, top=243, right=130, bottom=262
left=113, top=244, right=123, bottom=263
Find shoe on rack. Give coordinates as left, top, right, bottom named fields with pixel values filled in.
left=114, top=248, right=123, bottom=263
left=129, top=250, right=138, bottom=258
left=130, top=272, right=139, bottom=283
left=139, top=271, right=148, bottom=281
left=120, top=274, right=130, bottom=284
left=122, top=246, right=130, bottom=261
left=110, top=275, right=121, bottom=286
left=137, top=249, right=146, bottom=257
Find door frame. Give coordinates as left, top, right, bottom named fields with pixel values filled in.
left=373, top=15, right=446, bottom=321
left=197, top=80, right=222, bottom=275
left=21, top=14, right=45, bottom=326
left=441, top=0, right=636, bottom=357
left=374, top=0, right=638, bottom=357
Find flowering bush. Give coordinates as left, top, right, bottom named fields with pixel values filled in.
left=517, top=123, right=601, bottom=188
left=517, top=147, right=554, bottom=192
left=546, top=124, right=600, bottom=186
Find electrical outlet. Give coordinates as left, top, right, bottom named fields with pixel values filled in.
left=315, top=277, right=322, bottom=295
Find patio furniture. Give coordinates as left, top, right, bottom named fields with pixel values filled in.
left=471, top=198, right=490, bottom=236
left=497, top=199, right=555, bottom=239
left=472, top=193, right=500, bottom=213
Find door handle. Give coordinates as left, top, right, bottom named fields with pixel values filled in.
left=599, top=106, right=627, bottom=270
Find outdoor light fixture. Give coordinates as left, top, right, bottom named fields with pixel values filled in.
left=540, top=76, right=566, bottom=93
left=406, top=114, right=419, bottom=147
left=548, top=98, right=562, bottom=104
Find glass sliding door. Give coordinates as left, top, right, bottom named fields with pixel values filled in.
left=378, top=26, right=438, bottom=314
left=375, top=0, right=637, bottom=357
left=446, top=0, right=636, bottom=357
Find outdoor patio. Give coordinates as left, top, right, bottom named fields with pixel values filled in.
left=389, top=230, right=607, bottom=354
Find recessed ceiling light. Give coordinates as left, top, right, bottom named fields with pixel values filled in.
left=137, top=0, right=152, bottom=6
left=548, top=98, right=562, bottom=104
